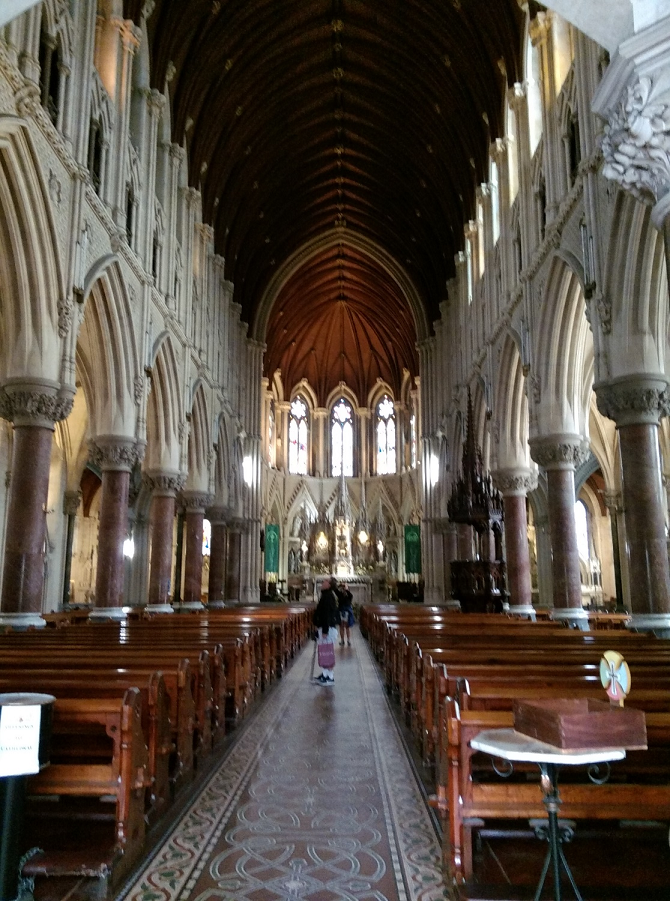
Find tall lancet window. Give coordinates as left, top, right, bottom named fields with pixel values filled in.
left=288, top=396, right=308, bottom=474
left=332, top=398, right=354, bottom=477
left=376, top=395, right=396, bottom=474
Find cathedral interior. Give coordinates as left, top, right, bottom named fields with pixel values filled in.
left=2, top=1, right=670, bottom=900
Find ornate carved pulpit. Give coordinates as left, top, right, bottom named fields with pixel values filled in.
left=447, top=392, right=507, bottom=612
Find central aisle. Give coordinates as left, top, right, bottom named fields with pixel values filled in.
left=120, top=629, right=450, bottom=901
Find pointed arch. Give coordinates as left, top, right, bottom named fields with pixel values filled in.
left=145, top=334, right=182, bottom=472
left=186, top=381, right=211, bottom=491
left=0, top=116, right=64, bottom=383
left=76, top=259, right=139, bottom=437
left=494, top=331, right=530, bottom=470
left=533, top=256, right=592, bottom=437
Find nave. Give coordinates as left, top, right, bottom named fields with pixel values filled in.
left=117, top=633, right=448, bottom=901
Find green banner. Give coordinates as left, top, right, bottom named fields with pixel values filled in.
left=265, top=524, right=280, bottom=574
left=404, top=524, right=421, bottom=574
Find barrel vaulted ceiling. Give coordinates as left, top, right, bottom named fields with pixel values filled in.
left=126, top=0, right=525, bottom=404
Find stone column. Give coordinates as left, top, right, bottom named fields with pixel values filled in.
left=225, top=524, right=242, bottom=604
left=61, top=490, right=81, bottom=608
left=179, top=491, right=213, bottom=610
left=596, top=377, right=670, bottom=630
left=0, top=380, right=73, bottom=629
left=145, top=472, right=183, bottom=613
left=602, top=489, right=625, bottom=613
left=493, top=469, right=537, bottom=618
left=529, top=435, right=590, bottom=627
left=207, top=507, right=227, bottom=608
left=88, top=437, right=143, bottom=621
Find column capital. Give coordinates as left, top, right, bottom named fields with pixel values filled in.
left=143, top=470, right=185, bottom=497
left=63, top=490, right=82, bottom=516
left=206, top=505, right=229, bottom=524
left=529, top=434, right=590, bottom=471
left=492, top=468, right=538, bottom=496
left=0, top=379, right=74, bottom=429
left=89, top=436, right=145, bottom=472
left=180, top=490, right=214, bottom=513
left=595, top=374, right=670, bottom=426
left=601, top=489, right=622, bottom=514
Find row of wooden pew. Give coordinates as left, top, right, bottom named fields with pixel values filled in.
left=360, top=604, right=670, bottom=895
left=0, top=604, right=311, bottom=898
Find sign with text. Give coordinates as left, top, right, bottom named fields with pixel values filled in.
left=0, top=704, right=41, bottom=777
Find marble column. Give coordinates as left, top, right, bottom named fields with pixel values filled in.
left=225, top=525, right=242, bottom=603
left=89, top=437, right=144, bottom=621
left=61, top=490, right=81, bottom=608
left=145, top=472, right=183, bottom=613
left=493, top=469, right=537, bottom=618
left=0, top=380, right=73, bottom=629
left=207, top=507, right=227, bottom=608
left=596, top=377, right=670, bottom=629
left=179, top=491, right=213, bottom=610
left=529, top=435, right=590, bottom=626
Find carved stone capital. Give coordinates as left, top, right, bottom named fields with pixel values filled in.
left=63, top=490, right=82, bottom=516
left=492, top=468, right=538, bottom=496
left=143, top=471, right=185, bottom=497
left=595, top=375, right=670, bottom=426
left=601, top=489, right=622, bottom=514
left=180, top=491, right=214, bottom=513
left=89, top=436, right=145, bottom=472
left=601, top=75, right=670, bottom=221
left=529, top=434, right=590, bottom=471
left=0, top=380, right=74, bottom=428
left=206, top=505, right=229, bottom=525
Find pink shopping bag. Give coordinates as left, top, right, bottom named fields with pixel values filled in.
left=317, top=638, right=335, bottom=669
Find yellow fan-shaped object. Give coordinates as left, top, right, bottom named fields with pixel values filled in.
left=600, top=650, right=631, bottom=706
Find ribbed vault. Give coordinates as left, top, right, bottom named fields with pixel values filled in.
left=125, top=0, right=524, bottom=397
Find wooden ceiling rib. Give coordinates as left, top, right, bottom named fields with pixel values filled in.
left=126, top=0, right=524, bottom=404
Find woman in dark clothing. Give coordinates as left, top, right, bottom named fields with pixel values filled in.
left=337, top=582, right=354, bottom=646
left=312, top=577, right=340, bottom=684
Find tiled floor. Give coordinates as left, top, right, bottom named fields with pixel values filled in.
left=118, top=631, right=451, bottom=901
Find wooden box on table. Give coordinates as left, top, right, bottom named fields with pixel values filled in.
left=513, top=698, right=647, bottom=750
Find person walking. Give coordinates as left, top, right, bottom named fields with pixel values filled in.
left=337, top=582, right=354, bottom=646
left=312, top=577, right=340, bottom=684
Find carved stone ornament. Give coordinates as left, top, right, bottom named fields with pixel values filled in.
left=595, top=375, right=670, bottom=426
left=492, top=469, right=538, bottom=496
left=57, top=296, right=74, bottom=338
left=529, top=435, right=591, bottom=471
left=89, top=437, right=145, bottom=472
left=63, top=490, right=82, bottom=516
left=143, top=471, right=186, bottom=497
left=0, top=384, right=74, bottom=428
left=134, top=375, right=144, bottom=405
left=601, top=76, right=670, bottom=211
left=180, top=491, right=214, bottom=512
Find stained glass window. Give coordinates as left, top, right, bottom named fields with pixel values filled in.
left=288, top=396, right=308, bottom=474
left=376, top=395, right=396, bottom=474
left=268, top=399, right=275, bottom=466
left=331, top=398, right=354, bottom=477
left=410, top=412, right=417, bottom=469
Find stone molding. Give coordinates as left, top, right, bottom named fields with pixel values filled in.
left=180, top=491, right=214, bottom=513
left=89, top=436, right=145, bottom=472
left=528, top=434, right=590, bottom=471
left=0, top=380, right=74, bottom=428
left=601, top=75, right=670, bottom=218
left=627, top=612, right=670, bottom=637
left=595, top=375, right=670, bottom=426
left=63, top=490, right=82, bottom=516
left=491, top=469, right=538, bottom=496
left=144, top=471, right=185, bottom=497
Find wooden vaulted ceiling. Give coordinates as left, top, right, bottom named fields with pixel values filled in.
left=127, top=0, right=524, bottom=404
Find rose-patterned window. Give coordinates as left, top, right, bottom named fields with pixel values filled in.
left=288, top=397, right=308, bottom=474
left=331, top=398, right=354, bottom=477
left=376, top=395, right=396, bottom=474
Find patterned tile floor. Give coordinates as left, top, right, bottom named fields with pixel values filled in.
left=118, top=631, right=451, bottom=901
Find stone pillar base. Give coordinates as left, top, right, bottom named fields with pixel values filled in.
left=445, top=598, right=461, bottom=611
left=207, top=599, right=226, bottom=609
left=0, top=612, right=47, bottom=630
left=89, top=607, right=128, bottom=622
left=173, top=601, right=205, bottom=612
left=627, top=613, right=670, bottom=638
left=507, top=604, right=537, bottom=621
left=550, top=607, right=589, bottom=630
left=144, top=603, right=174, bottom=614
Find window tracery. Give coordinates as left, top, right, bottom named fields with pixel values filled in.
left=331, top=398, right=354, bottom=477
left=288, top=396, right=308, bottom=474
left=376, top=395, right=396, bottom=474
